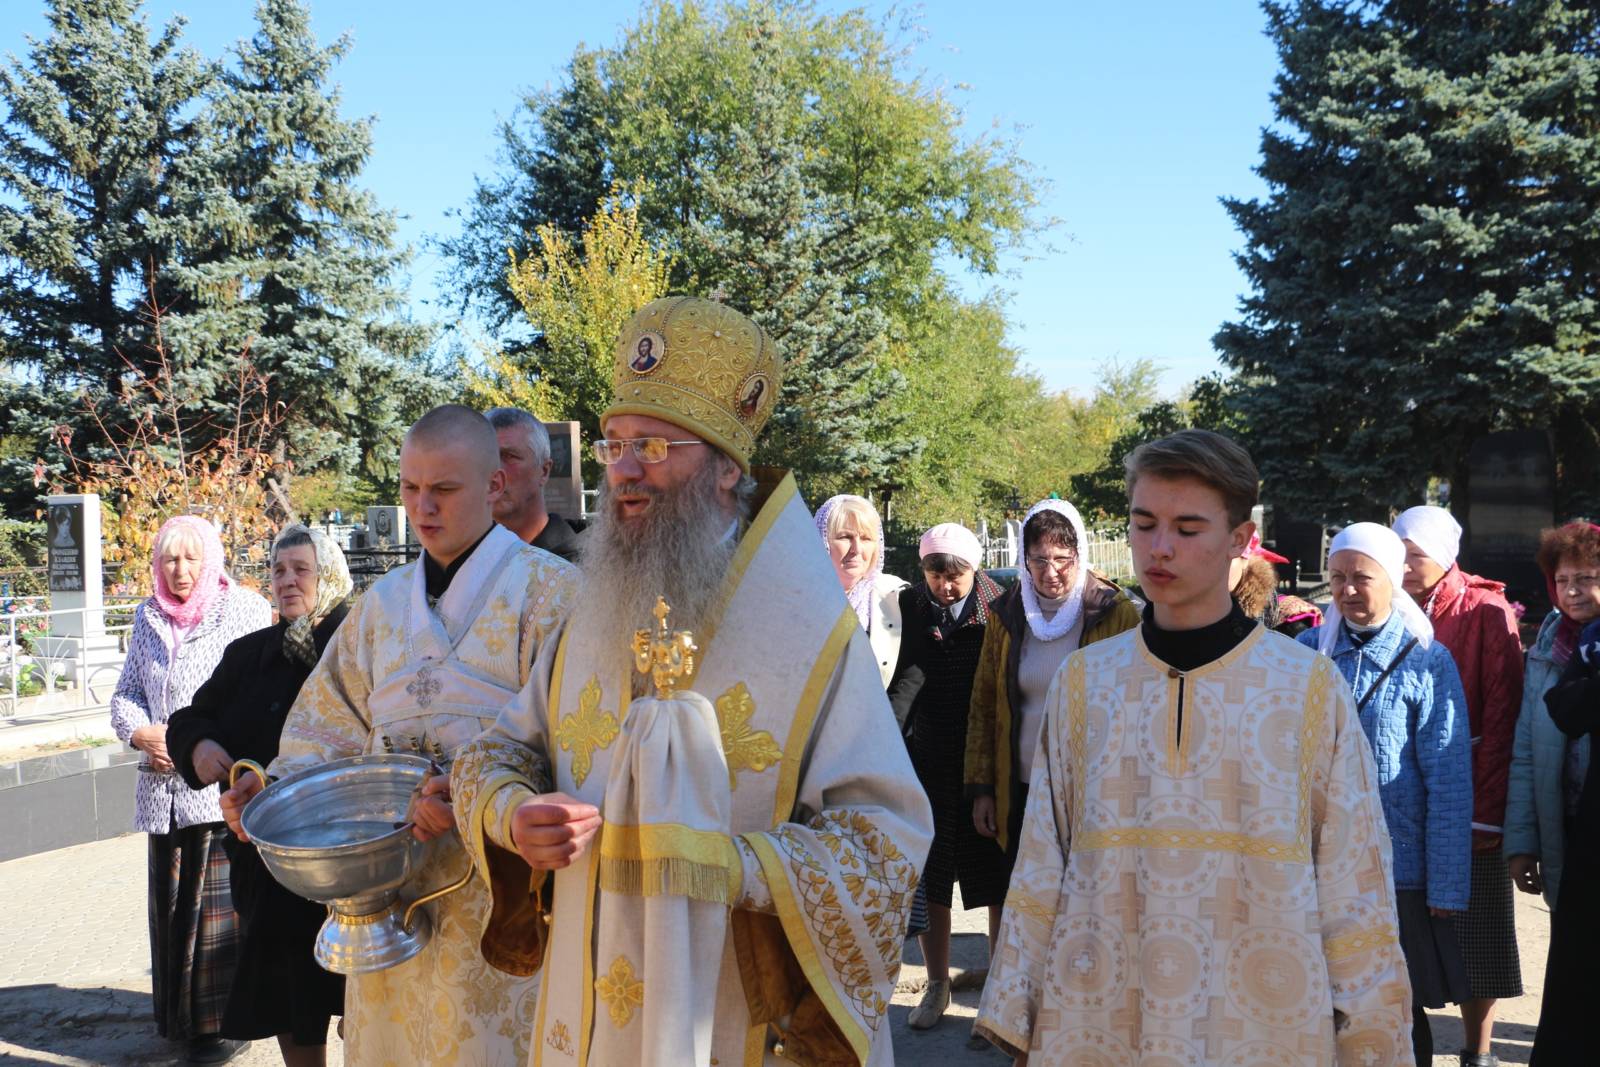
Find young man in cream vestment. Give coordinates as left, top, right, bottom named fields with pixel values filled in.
left=222, top=406, right=578, bottom=1066
left=974, top=430, right=1416, bottom=1066
left=452, top=296, right=934, bottom=1067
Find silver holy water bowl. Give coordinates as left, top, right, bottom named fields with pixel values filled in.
left=239, top=753, right=465, bottom=974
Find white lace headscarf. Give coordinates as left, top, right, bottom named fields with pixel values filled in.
left=1019, top=498, right=1090, bottom=643
left=1318, top=522, right=1435, bottom=657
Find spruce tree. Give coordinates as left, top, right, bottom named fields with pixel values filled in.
left=161, top=0, right=436, bottom=480
left=1217, top=0, right=1600, bottom=521
left=0, top=0, right=211, bottom=507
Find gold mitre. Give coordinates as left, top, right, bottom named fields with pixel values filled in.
left=601, top=296, right=783, bottom=473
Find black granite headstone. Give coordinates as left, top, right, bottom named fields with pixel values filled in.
left=1462, top=430, right=1555, bottom=611
left=47, top=501, right=85, bottom=593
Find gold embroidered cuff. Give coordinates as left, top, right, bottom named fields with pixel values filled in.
left=489, top=783, right=537, bottom=853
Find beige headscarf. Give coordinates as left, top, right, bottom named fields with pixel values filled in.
left=272, top=524, right=353, bottom=667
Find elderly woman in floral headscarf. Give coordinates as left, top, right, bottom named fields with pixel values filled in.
left=815, top=494, right=908, bottom=687
left=110, top=516, right=272, bottom=1064
left=168, top=525, right=353, bottom=1065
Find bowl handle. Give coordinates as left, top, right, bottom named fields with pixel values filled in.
left=402, top=861, right=474, bottom=932
left=229, top=759, right=268, bottom=791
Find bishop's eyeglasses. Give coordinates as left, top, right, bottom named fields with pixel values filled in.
left=591, top=437, right=706, bottom=465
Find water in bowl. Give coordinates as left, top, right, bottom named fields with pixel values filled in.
left=273, top=819, right=402, bottom=849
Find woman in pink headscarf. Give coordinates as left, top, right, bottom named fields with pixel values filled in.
left=110, top=516, right=270, bottom=1064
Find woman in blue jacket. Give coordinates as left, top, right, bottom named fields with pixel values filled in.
left=1299, top=522, right=1472, bottom=1066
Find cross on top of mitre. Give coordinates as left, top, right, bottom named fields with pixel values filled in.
left=631, top=596, right=699, bottom=698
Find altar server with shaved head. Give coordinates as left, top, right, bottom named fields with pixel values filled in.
left=220, top=404, right=579, bottom=1065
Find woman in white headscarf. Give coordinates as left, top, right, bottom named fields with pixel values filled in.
left=1394, top=505, right=1526, bottom=1063
left=965, top=499, right=1139, bottom=870
left=814, top=495, right=907, bottom=687
left=1297, top=522, right=1473, bottom=1067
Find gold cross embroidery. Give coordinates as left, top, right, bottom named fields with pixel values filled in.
left=595, top=955, right=644, bottom=1028
left=554, top=676, right=618, bottom=788
left=715, top=683, right=782, bottom=789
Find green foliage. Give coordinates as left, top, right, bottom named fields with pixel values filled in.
left=158, top=0, right=442, bottom=482
left=0, top=0, right=210, bottom=512
left=0, top=0, right=442, bottom=515
left=289, top=467, right=387, bottom=520
left=685, top=10, right=912, bottom=492
left=0, top=520, right=46, bottom=598
left=1070, top=372, right=1247, bottom=522
left=487, top=189, right=673, bottom=432
left=1217, top=0, right=1600, bottom=522
left=442, top=0, right=1048, bottom=504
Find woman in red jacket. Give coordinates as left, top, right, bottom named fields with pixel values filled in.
left=1395, top=505, right=1525, bottom=1067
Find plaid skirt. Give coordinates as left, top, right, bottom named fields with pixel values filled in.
left=1396, top=889, right=1469, bottom=1009
left=1451, top=851, right=1524, bottom=999
left=148, top=823, right=238, bottom=1039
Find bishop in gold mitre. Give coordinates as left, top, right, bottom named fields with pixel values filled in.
left=453, top=295, right=934, bottom=1067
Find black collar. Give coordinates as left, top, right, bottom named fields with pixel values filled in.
left=423, top=526, right=493, bottom=602
left=1140, top=599, right=1257, bottom=673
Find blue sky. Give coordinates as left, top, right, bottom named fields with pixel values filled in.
left=1, top=1, right=1280, bottom=397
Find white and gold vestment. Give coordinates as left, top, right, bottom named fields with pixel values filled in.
left=454, top=472, right=933, bottom=1067
left=975, top=626, right=1417, bottom=1066
left=270, top=524, right=577, bottom=1066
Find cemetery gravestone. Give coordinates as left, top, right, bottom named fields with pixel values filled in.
left=1463, top=430, right=1554, bottom=612
left=543, top=421, right=583, bottom=520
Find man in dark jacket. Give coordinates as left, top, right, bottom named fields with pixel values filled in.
left=486, top=407, right=583, bottom=560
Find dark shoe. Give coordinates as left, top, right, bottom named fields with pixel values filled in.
left=965, top=1027, right=991, bottom=1050
left=1460, top=1054, right=1498, bottom=1067
left=186, top=1036, right=247, bottom=1065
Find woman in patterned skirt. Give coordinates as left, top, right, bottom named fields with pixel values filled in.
left=110, top=516, right=271, bottom=1064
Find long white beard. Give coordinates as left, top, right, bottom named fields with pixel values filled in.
left=568, top=468, right=740, bottom=686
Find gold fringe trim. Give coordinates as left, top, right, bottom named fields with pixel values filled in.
left=598, top=856, right=738, bottom=906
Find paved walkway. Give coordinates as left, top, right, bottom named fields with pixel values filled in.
left=0, top=834, right=1549, bottom=1064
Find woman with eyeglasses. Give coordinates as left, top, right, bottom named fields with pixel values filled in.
left=1529, top=571, right=1600, bottom=1064
left=1505, top=523, right=1600, bottom=915
left=959, top=500, right=1138, bottom=1044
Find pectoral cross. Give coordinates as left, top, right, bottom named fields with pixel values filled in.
left=631, top=597, right=698, bottom=698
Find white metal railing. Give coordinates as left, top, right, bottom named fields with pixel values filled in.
left=1082, top=527, right=1135, bottom=581
left=1, top=597, right=141, bottom=718
left=982, top=524, right=1134, bottom=582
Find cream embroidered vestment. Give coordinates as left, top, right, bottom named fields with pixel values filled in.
left=454, top=472, right=934, bottom=1067
left=270, top=525, right=578, bottom=1066
left=974, top=625, right=1417, bottom=1066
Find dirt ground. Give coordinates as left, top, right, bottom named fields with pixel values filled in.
left=0, top=835, right=1554, bottom=1065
